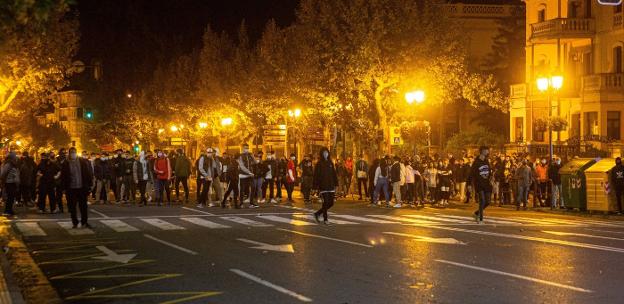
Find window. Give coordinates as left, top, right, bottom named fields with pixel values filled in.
left=585, top=112, right=598, bottom=136
left=515, top=117, right=524, bottom=142
left=569, top=2, right=578, bottom=18
left=533, top=124, right=545, bottom=142
left=585, top=0, right=592, bottom=17
left=614, top=46, right=623, bottom=73
left=608, top=111, right=621, bottom=140
left=571, top=113, right=581, bottom=138
left=616, top=4, right=623, bottom=14
left=538, top=8, right=546, bottom=22
left=583, top=52, right=592, bottom=75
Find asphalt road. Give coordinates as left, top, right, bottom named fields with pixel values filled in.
left=8, top=197, right=624, bottom=304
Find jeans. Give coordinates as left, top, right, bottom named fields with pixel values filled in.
left=315, top=191, right=335, bottom=222
left=405, top=183, right=415, bottom=203
left=252, top=177, right=263, bottom=203
left=198, top=179, right=213, bottom=205
left=155, top=179, right=170, bottom=203
left=95, top=179, right=111, bottom=202
left=516, top=185, right=529, bottom=208
left=222, top=179, right=240, bottom=207
left=212, top=176, right=224, bottom=203
left=262, top=178, right=275, bottom=199
left=475, top=191, right=492, bottom=221
left=67, top=188, right=88, bottom=225
left=551, top=183, right=564, bottom=208
left=285, top=182, right=295, bottom=201
left=616, top=188, right=624, bottom=213
left=373, top=177, right=390, bottom=204
left=457, top=182, right=466, bottom=202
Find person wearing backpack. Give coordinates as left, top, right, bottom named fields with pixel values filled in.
left=1, top=152, right=20, bottom=216
left=373, top=156, right=391, bottom=207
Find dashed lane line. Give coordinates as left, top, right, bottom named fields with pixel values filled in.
left=230, top=269, right=312, bottom=302
left=143, top=234, right=198, bottom=255
left=277, top=228, right=374, bottom=248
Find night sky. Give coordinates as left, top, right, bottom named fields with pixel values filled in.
left=74, top=0, right=300, bottom=99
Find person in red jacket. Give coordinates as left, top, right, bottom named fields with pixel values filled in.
left=153, top=150, right=172, bottom=206
left=285, top=153, right=297, bottom=203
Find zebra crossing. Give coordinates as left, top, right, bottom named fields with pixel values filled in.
left=12, top=212, right=624, bottom=237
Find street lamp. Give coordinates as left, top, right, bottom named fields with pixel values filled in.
left=199, top=122, right=208, bottom=129
left=170, top=125, right=179, bottom=132
left=221, top=117, right=233, bottom=126
left=536, top=74, right=564, bottom=162
left=158, top=128, right=165, bottom=134
left=288, top=108, right=301, bottom=118
left=405, top=90, right=425, bottom=104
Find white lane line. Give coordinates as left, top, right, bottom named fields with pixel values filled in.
left=180, top=217, right=231, bottom=229
left=144, top=234, right=198, bottom=255
left=220, top=216, right=273, bottom=227
left=181, top=206, right=214, bottom=215
left=585, top=228, right=624, bottom=235
left=332, top=214, right=399, bottom=224
left=403, top=214, right=469, bottom=224
left=425, top=225, right=624, bottom=254
left=99, top=219, right=139, bottom=232
left=230, top=269, right=312, bottom=302
left=383, top=232, right=466, bottom=245
left=57, top=222, right=94, bottom=235
left=511, top=217, right=576, bottom=226
left=278, top=205, right=320, bottom=213
left=140, top=218, right=185, bottom=230
left=293, top=214, right=359, bottom=225
left=90, top=208, right=109, bottom=218
left=368, top=215, right=438, bottom=225
left=258, top=215, right=316, bottom=226
left=277, top=228, right=374, bottom=248
left=542, top=230, right=624, bottom=241
left=435, top=259, right=593, bottom=293
left=436, top=214, right=521, bottom=225
left=15, top=222, right=47, bottom=236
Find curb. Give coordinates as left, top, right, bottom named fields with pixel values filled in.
left=0, top=218, right=63, bottom=304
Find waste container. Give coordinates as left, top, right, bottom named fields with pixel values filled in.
left=585, top=158, right=619, bottom=212
left=560, top=158, right=596, bottom=210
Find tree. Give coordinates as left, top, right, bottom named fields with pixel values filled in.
left=0, top=0, right=79, bottom=113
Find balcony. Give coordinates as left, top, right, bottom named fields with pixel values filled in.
left=615, top=13, right=623, bottom=28
left=530, top=18, right=594, bottom=41
left=583, top=73, right=624, bottom=92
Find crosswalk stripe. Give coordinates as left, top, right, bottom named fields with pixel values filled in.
left=99, top=219, right=139, bottom=232
left=180, top=217, right=231, bottom=229
left=367, top=215, right=438, bottom=225
left=140, top=218, right=185, bottom=230
left=332, top=214, right=399, bottom=224
left=257, top=215, right=316, bottom=226
left=57, top=221, right=94, bottom=235
left=403, top=215, right=469, bottom=224
left=436, top=215, right=521, bottom=225
left=15, top=222, right=46, bottom=236
left=292, top=214, right=359, bottom=225
left=511, top=217, right=578, bottom=226
left=220, top=216, right=273, bottom=227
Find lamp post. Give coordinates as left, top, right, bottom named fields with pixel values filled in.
left=287, top=108, right=302, bottom=159
left=221, top=117, right=233, bottom=153
left=536, top=74, right=563, bottom=162
left=405, top=90, right=429, bottom=155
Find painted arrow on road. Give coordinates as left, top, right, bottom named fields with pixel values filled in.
left=383, top=232, right=467, bottom=245
left=92, top=246, right=137, bottom=263
left=542, top=230, right=624, bottom=241
left=237, top=238, right=295, bottom=253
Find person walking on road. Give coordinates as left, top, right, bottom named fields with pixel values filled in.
left=611, top=157, right=624, bottom=214
left=313, top=147, right=338, bottom=224
left=221, top=153, right=241, bottom=208
left=60, top=147, right=94, bottom=228
left=471, top=146, right=493, bottom=224
left=390, top=156, right=402, bottom=208
left=300, top=154, right=314, bottom=204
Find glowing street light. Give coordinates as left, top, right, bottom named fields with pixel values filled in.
left=405, top=90, right=425, bottom=104
left=170, top=125, right=178, bottom=132
left=221, top=117, right=233, bottom=126
left=126, top=93, right=132, bottom=99
left=535, top=74, right=564, bottom=162
left=158, top=128, right=165, bottom=134
left=15, top=140, right=22, bottom=146
left=199, top=122, right=208, bottom=129
left=288, top=108, right=301, bottom=118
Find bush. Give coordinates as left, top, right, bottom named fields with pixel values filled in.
left=445, top=127, right=506, bottom=155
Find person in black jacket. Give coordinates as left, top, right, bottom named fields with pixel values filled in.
left=18, top=151, right=36, bottom=206
left=470, top=146, right=492, bottom=223
left=262, top=151, right=279, bottom=204
left=222, top=153, right=241, bottom=208
left=611, top=157, right=624, bottom=214
left=60, top=147, right=94, bottom=228
left=300, top=154, right=314, bottom=204
left=36, top=153, right=58, bottom=213
left=313, top=147, right=338, bottom=224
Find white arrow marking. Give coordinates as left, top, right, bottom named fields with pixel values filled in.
left=237, top=238, right=294, bottom=253
left=383, top=232, right=466, bottom=245
left=542, top=230, right=624, bottom=241
left=92, top=246, right=137, bottom=264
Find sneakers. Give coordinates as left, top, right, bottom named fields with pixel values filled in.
left=196, top=204, right=204, bottom=208
left=208, top=203, right=216, bottom=207
left=270, top=199, right=277, bottom=204
left=313, top=213, right=320, bottom=224
left=249, top=203, right=259, bottom=208
left=473, top=212, right=479, bottom=223
left=243, top=199, right=250, bottom=204
left=81, top=223, right=92, bottom=229
left=259, top=199, right=266, bottom=204
left=393, top=203, right=402, bottom=208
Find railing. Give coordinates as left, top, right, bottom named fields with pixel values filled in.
left=531, top=18, right=595, bottom=40
left=582, top=73, right=624, bottom=92
left=615, top=13, right=623, bottom=28
left=510, top=83, right=527, bottom=98
left=444, top=4, right=523, bottom=18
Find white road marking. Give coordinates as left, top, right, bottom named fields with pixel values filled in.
left=237, top=238, right=295, bottom=253
left=99, top=219, right=139, bottom=232
left=7, top=212, right=305, bottom=222
left=180, top=217, right=231, bottom=229
left=277, top=228, right=374, bottom=248
left=90, top=208, right=109, bottom=218
left=425, top=225, right=624, bottom=254
left=333, top=214, right=399, bottom=224
left=57, top=222, right=94, bottom=235
left=436, top=259, right=593, bottom=293
left=403, top=214, right=469, bottom=224
left=383, top=232, right=466, bottom=245
left=258, top=215, right=316, bottom=226
left=542, top=230, right=624, bottom=241
left=278, top=205, right=319, bottom=213
left=140, top=218, right=185, bottom=230
left=220, top=216, right=273, bottom=227
left=143, top=234, right=198, bottom=255
left=181, top=206, right=214, bottom=215
left=230, top=269, right=312, bottom=302
left=368, top=214, right=438, bottom=225
left=511, top=217, right=576, bottom=226
left=293, top=214, right=359, bottom=225
left=15, top=222, right=46, bottom=236
left=585, top=228, right=624, bottom=235
left=436, top=214, right=521, bottom=225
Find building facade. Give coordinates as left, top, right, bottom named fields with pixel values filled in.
left=36, top=90, right=89, bottom=150
left=510, top=0, right=624, bottom=155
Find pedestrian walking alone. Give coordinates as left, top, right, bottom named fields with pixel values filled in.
left=60, top=148, right=94, bottom=228
left=471, top=146, right=493, bottom=224
left=313, top=147, right=338, bottom=224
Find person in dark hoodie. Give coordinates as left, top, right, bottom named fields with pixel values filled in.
left=1, top=152, right=20, bottom=216
left=313, top=147, right=338, bottom=224
left=470, top=146, right=493, bottom=224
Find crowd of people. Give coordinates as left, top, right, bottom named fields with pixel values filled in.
left=4, top=142, right=622, bottom=226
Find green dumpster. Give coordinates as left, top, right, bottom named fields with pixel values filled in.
left=560, top=158, right=596, bottom=210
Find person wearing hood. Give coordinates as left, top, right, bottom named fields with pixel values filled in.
left=133, top=151, right=152, bottom=206
left=174, top=148, right=191, bottom=203
left=611, top=157, right=624, bottom=214
left=299, top=154, right=314, bottom=204
left=1, top=151, right=20, bottom=216
left=60, top=147, right=94, bottom=228
left=313, top=147, right=338, bottom=224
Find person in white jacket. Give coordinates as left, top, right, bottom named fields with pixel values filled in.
left=404, top=160, right=415, bottom=206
